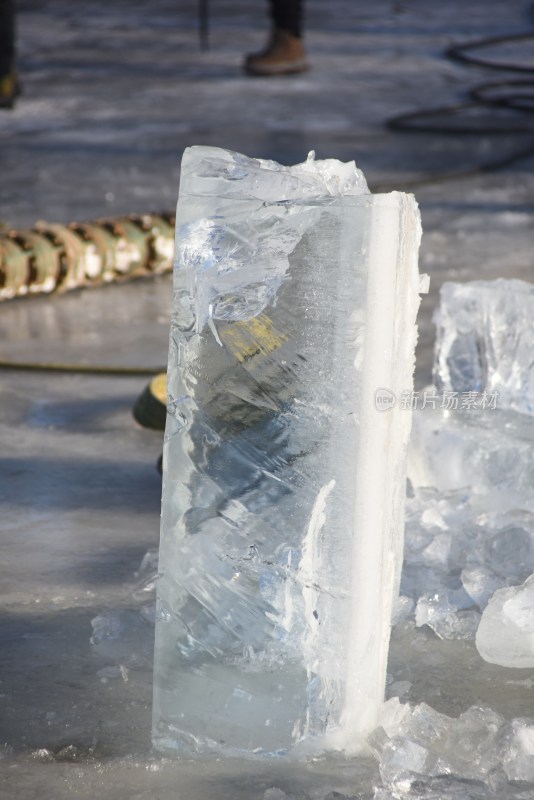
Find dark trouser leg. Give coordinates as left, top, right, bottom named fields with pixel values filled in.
left=0, top=0, right=16, bottom=75
left=269, top=0, right=303, bottom=38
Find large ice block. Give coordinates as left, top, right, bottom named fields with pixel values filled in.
left=153, top=147, right=424, bottom=755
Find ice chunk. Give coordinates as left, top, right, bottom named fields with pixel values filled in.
left=379, top=737, right=439, bottom=788
left=263, top=790, right=289, bottom=800
left=371, top=701, right=506, bottom=788
left=409, top=405, right=534, bottom=512
left=132, top=548, right=160, bottom=603
left=433, top=278, right=534, bottom=415
left=443, top=706, right=504, bottom=781
left=90, top=608, right=154, bottom=668
left=461, top=566, right=503, bottom=609
left=134, top=548, right=159, bottom=578
left=178, top=147, right=369, bottom=205
left=377, top=697, right=412, bottom=738
left=476, top=574, right=534, bottom=667
left=406, top=405, right=534, bottom=639
left=415, top=593, right=479, bottom=641
left=405, top=397, right=534, bottom=636
left=90, top=612, right=125, bottom=645
left=96, top=665, right=129, bottom=682
left=153, top=147, right=424, bottom=755
left=402, top=702, right=452, bottom=748
left=398, top=487, right=490, bottom=639
left=372, top=702, right=453, bottom=788
left=501, top=719, right=534, bottom=782
left=391, top=595, right=414, bottom=626
left=409, top=280, right=534, bottom=523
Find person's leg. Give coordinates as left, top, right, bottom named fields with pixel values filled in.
left=0, top=0, right=15, bottom=76
left=245, top=0, right=308, bottom=76
left=269, top=0, right=303, bottom=38
left=0, top=0, right=18, bottom=108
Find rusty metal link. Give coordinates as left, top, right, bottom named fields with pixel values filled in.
left=0, top=211, right=176, bottom=300
left=0, top=237, right=30, bottom=298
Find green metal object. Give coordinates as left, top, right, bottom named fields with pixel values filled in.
left=0, top=212, right=175, bottom=300
left=10, top=230, right=63, bottom=294
left=0, top=236, right=30, bottom=297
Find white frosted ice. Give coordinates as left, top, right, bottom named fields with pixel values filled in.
left=153, top=146, right=424, bottom=755
left=476, top=574, right=534, bottom=668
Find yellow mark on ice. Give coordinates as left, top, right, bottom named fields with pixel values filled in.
left=221, top=314, right=288, bottom=363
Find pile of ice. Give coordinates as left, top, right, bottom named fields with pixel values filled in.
left=400, top=279, right=534, bottom=658
left=371, top=698, right=534, bottom=795
left=370, top=279, right=534, bottom=796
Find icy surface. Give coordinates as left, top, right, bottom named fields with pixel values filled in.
left=154, top=146, right=423, bottom=754
left=5, top=0, right=534, bottom=797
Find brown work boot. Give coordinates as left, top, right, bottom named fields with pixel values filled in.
left=245, top=29, right=309, bottom=77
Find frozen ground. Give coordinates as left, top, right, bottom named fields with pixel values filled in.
left=2, top=0, right=534, bottom=797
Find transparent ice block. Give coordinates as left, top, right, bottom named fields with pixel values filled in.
left=153, top=147, right=424, bottom=755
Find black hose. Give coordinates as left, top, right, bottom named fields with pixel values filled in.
left=448, top=32, right=534, bottom=73
left=470, top=79, right=534, bottom=111
left=388, top=101, right=534, bottom=135
left=0, top=360, right=166, bottom=375
left=385, top=29, right=534, bottom=184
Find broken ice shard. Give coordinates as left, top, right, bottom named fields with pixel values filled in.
left=153, top=147, right=425, bottom=755
left=410, top=279, right=534, bottom=511
left=434, top=278, right=534, bottom=415
left=476, top=573, right=534, bottom=668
